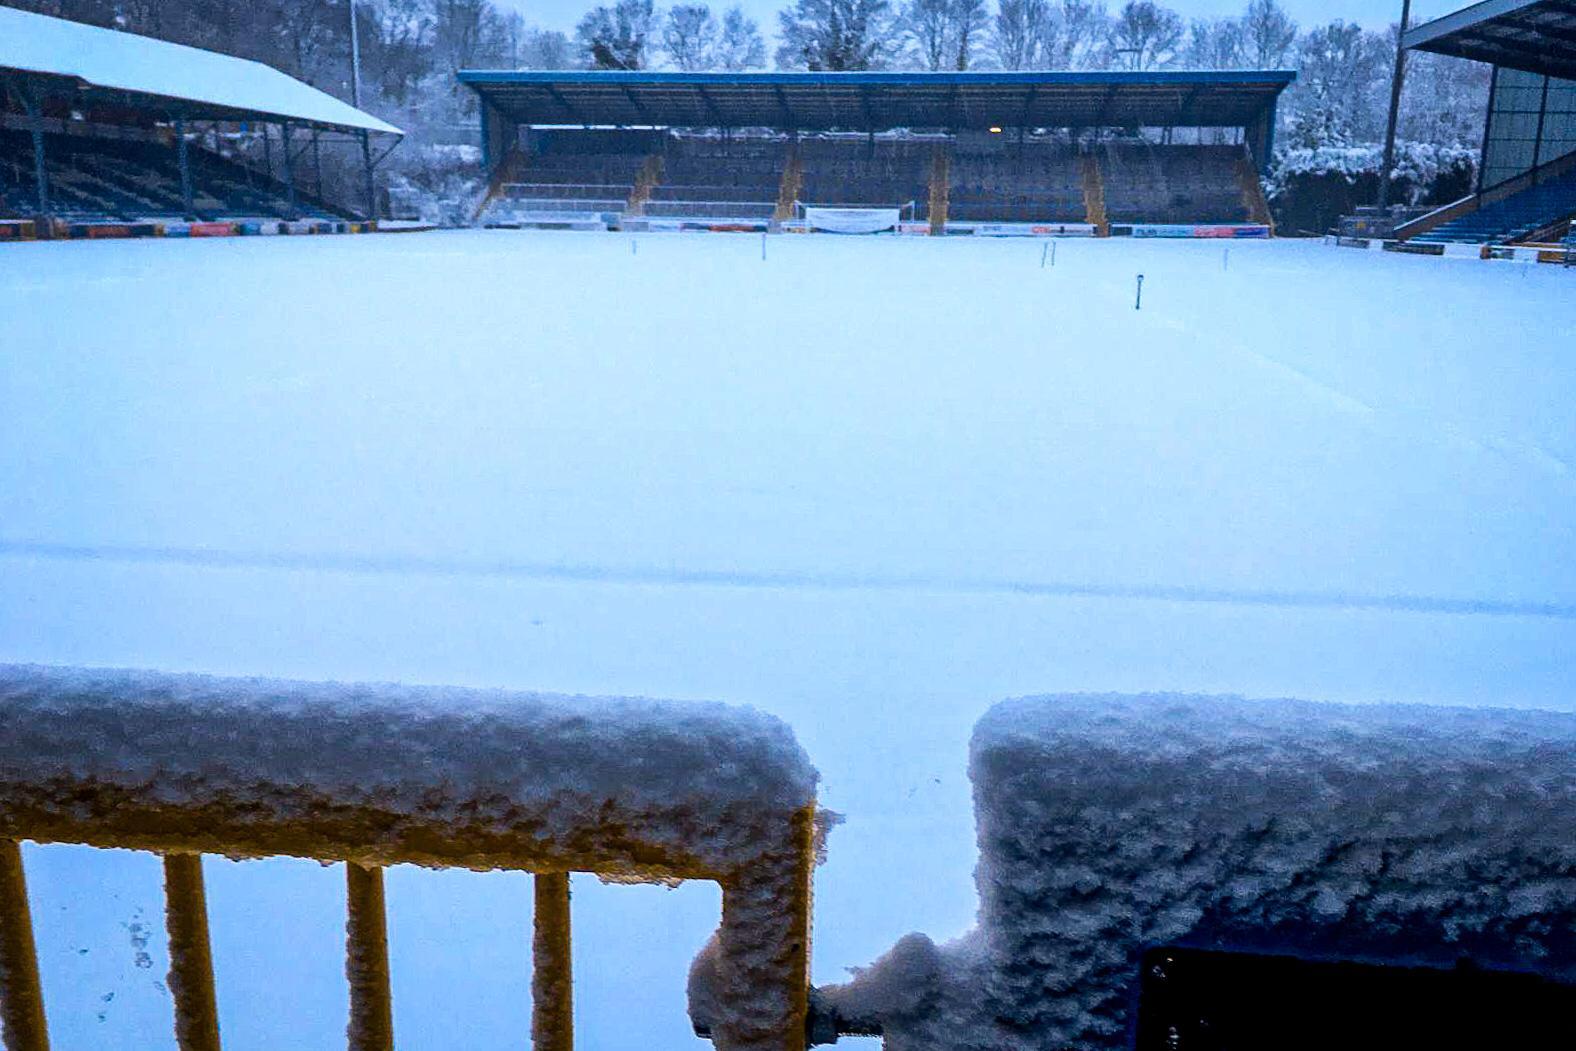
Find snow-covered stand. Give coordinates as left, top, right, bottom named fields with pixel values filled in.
left=0, top=664, right=818, bottom=1051
left=823, top=693, right=1576, bottom=1050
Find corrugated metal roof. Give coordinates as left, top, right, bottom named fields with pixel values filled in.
left=1405, top=0, right=1576, bottom=81
left=0, top=7, right=401, bottom=135
left=457, top=70, right=1295, bottom=132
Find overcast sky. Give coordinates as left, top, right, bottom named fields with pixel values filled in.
left=492, top=0, right=1469, bottom=41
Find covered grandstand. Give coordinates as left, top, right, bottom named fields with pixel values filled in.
left=1399, top=0, right=1576, bottom=248
left=0, top=7, right=401, bottom=240
left=457, top=70, right=1294, bottom=236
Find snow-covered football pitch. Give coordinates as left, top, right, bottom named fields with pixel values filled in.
left=2, top=230, right=1574, bottom=1050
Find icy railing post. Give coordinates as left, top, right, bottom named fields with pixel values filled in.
left=0, top=664, right=819, bottom=1051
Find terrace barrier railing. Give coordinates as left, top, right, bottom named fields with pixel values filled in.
left=0, top=664, right=818, bottom=1051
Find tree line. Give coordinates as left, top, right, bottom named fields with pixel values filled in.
left=8, top=0, right=1488, bottom=156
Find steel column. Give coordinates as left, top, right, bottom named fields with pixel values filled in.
left=360, top=130, right=377, bottom=221
left=345, top=864, right=393, bottom=1051
left=0, top=840, right=49, bottom=1051
left=21, top=88, right=48, bottom=216
left=175, top=116, right=195, bottom=218
left=163, top=854, right=221, bottom=1051
left=532, top=873, right=573, bottom=1051
left=280, top=122, right=298, bottom=217
left=1378, top=0, right=1413, bottom=208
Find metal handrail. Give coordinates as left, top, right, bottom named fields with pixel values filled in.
left=0, top=665, right=817, bottom=1051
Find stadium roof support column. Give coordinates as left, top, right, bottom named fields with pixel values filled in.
left=360, top=129, right=378, bottom=222
left=17, top=82, right=49, bottom=217
left=479, top=98, right=513, bottom=172
left=175, top=115, right=195, bottom=220
left=1378, top=0, right=1413, bottom=208
left=281, top=121, right=298, bottom=219
left=1246, top=98, right=1278, bottom=175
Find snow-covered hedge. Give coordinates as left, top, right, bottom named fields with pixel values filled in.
left=1264, top=139, right=1478, bottom=235
left=1266, top=140, right=1478, bottom=203
left=825, top=693, right=1576, bottom=1050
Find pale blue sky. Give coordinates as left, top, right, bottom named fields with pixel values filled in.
left=495, top=0, right=1470, bottom=40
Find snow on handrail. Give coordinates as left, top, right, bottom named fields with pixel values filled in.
left=0, top=664, right=819, bottom=1051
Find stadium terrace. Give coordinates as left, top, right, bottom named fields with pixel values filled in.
left=458, top=69, right=1293, bottom=237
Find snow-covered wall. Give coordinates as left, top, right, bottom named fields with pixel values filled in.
left=825, top=693, right=1576, bottom=1050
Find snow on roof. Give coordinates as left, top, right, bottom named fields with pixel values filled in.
left=0, top=663, right=815, bottom=877
left=0, top=7, right=400, bottom=136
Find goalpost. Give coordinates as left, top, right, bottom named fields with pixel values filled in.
left=795, top=200, right=916, bottom=234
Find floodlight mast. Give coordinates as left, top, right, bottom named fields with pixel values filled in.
left=1378, top=0, right=1412, bottom=210
left=349, top=0, right=364, bottom=109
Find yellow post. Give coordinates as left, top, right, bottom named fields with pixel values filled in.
left=345, top=863, right=394, bottom=1051
left=0, top=839, right=49, bottom=1051
left=163, top=854, right=221, bottom=1051
left=711, top=806, right=815, bottom=1051
left=532, top=872, right=573, bottom=1051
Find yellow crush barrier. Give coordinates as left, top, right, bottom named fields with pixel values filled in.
left=0, top=664, right=819, bottom=1051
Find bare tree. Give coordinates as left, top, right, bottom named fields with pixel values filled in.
left=950, top=0, right=988, bottom=69
left=1055, top=0, right=1108, bottom=69
left=903, top=0, right=953, bottom=69
left=776, top=0, right=897, bottom=70
left=714, top=4, right=767, bottom=69
left=1240, top=0, right=1296, bottom=67
left=1105, top=0, right=1181, bottom=69
left=1183, top=17, right=1243, bottom=69
left=577, top=0, right=658, bottom=69
left=520, top=28, right=576, bottom=68
left=664, top=3, right=719, bottom=68
left=990, top=0, right=1050, bottom=69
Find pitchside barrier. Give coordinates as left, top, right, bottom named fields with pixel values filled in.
left=944, top=222, right=1098, bottom=237
left=1111, top=223, right=1271, bottom=239
left=1328, top=234, right=1574, bottom=266
left=0, top=219, right=382, bottom=243
left=0, top=664, right=819, bottom=1051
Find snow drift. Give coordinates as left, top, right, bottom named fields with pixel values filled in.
left=823, top=693, right=1576, bottom=1050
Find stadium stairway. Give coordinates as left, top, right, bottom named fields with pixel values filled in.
left=929, top=143, right=949, bottom=234
left=627, top=153, right=664, bottom=215
left=1081, top=153, right=1107, bottom=234
left=1400, top=146, right=1576, bottom=246
left=775, top=142, right=802, bottom=222
left=1410, top=166, right=1576, bottom=245
left=1237, top=154, right=1273, bottom=228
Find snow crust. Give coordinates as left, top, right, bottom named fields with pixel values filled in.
left=0, top=663, right=815, bottom=876
left=829, top=693, right=1576, bottom=1050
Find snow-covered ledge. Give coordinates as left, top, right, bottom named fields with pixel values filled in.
left=823, top=693, right=1576, bottom=1050
left=0, top=664, right=818, bottom=1051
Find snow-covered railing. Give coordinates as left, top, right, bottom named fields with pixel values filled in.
left=825, top=692, right=1576, bottom=1050
left=0, top=665, right=818, bottom=1051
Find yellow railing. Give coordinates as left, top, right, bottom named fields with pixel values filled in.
left=0, top=665, right=818, bottom=1051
